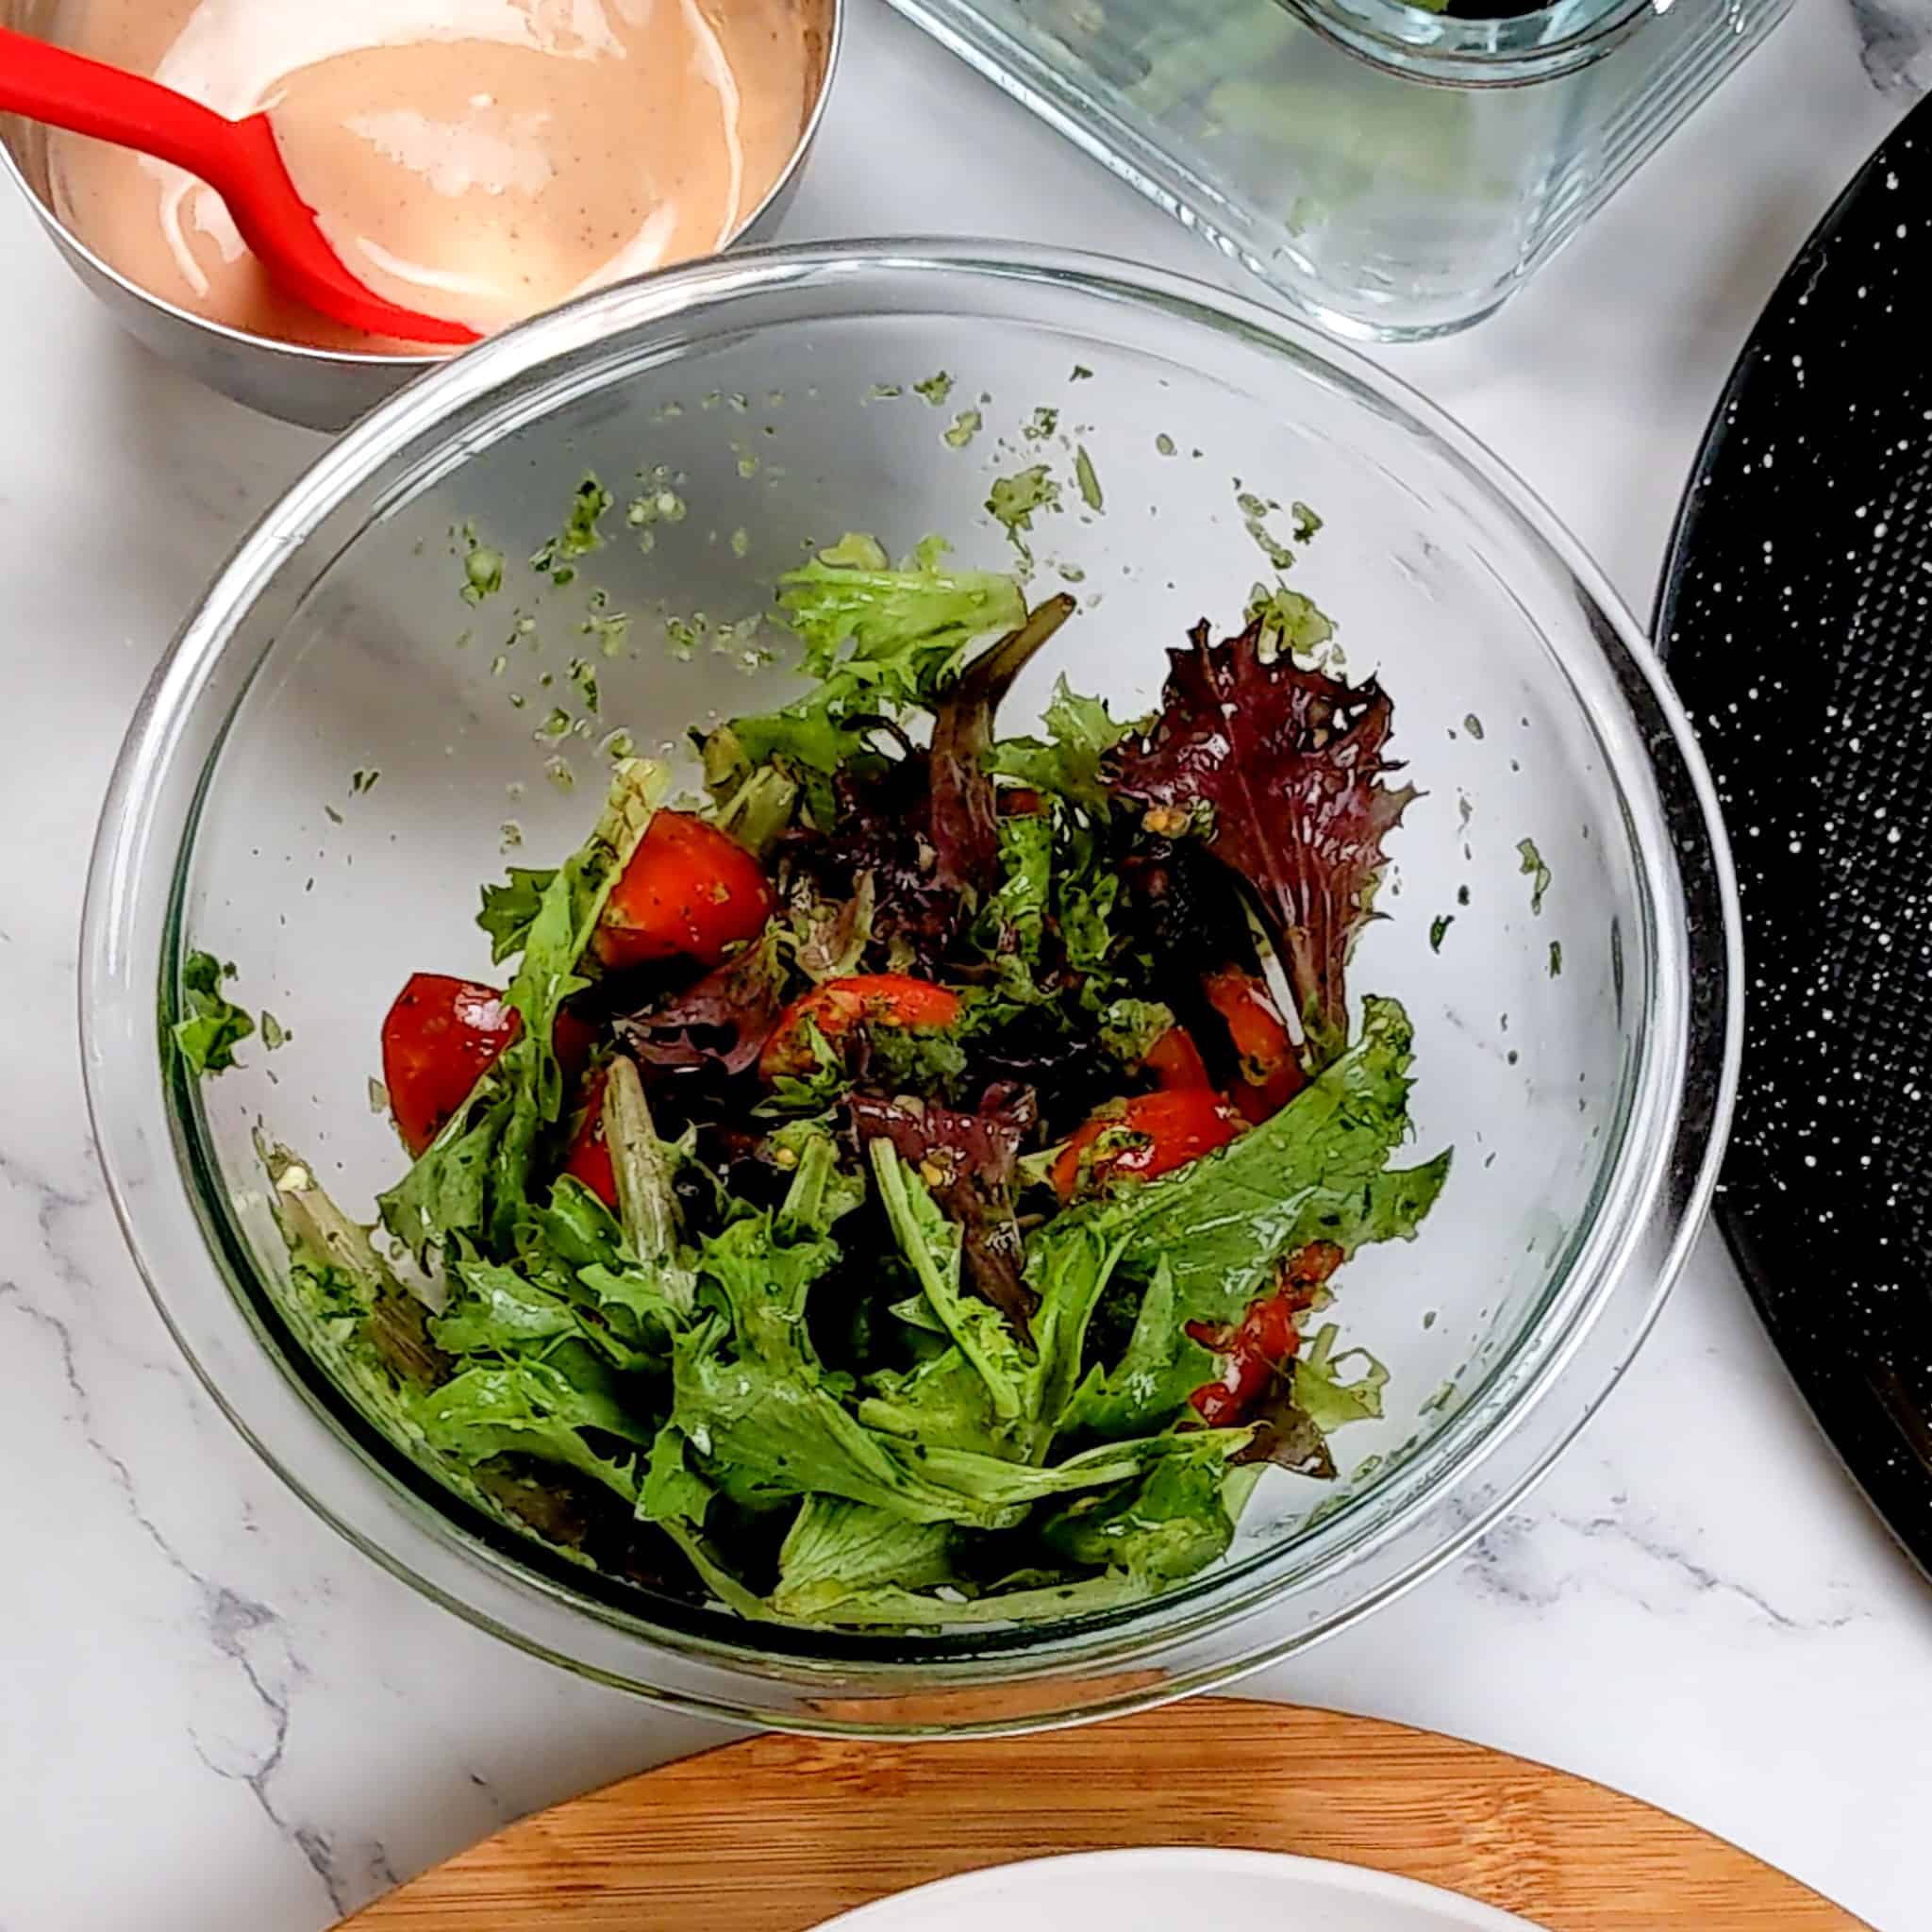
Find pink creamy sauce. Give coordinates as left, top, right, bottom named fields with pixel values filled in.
left=47, top=0, right=815, bottom=351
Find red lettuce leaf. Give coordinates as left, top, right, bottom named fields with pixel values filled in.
left=927, top=595, right=1074, bottom=909
left=788, top=597, right=1074, bottom=972
left=1106, top=619, right=1413, bottom=1061
left=615, top=930, right=785, bottom=1076
left=846, top=1084, right=1040, bottom=1341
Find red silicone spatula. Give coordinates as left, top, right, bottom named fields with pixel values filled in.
left=0, top=26, right=480, bottom=346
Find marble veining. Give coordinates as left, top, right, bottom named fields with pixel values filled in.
left=3, top=2, right=1930, bottom=1928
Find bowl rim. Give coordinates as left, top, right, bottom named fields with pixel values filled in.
left=79, top=238, right=1742, bottom=1733
left=0, top=0, right=845, bottom=370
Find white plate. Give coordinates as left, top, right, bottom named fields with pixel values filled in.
left=813, top=1849, right=1549, bottom=1932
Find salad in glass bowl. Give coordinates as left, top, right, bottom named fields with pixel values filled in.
left=194, top=520, right=1448, bottom=1629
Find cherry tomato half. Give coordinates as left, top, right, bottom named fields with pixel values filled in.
left=1050, top=1088, right=1243, bottom=1201
left=1204, top=966, right=1307, bottom=1123
left=380, top=974, right=597, bottom=1158
left=1143, top=1024, right=1212, bottom=1091
left=760, top=973, right=963, bottom=1081
left=593, top=809, right=775, bottom=971
left=562, top=1067, right=619, bottom=1210
left=1185, top=1243, right=1344, bottom=1427
left=383, top=974, right=519, bottom=1157
left=1187, top=1292, right=1299, bottom=1428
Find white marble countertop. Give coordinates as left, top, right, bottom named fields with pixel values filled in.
left=5, top=3, right=1931, bottom=1927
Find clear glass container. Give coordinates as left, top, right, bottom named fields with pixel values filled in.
left=81, top=244, right=1738, bottom=1734
left=887, top=0, right=1794, bottom=339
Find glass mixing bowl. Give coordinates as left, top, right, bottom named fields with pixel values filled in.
left=81, top=242, right=1738, bottom=1735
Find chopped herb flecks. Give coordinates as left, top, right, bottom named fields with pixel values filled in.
left=1518, top=837, right=1552, bottom=914
left=1074, top=445, right=1104, bottom=513
left=532, top=476, right=613, bottom=586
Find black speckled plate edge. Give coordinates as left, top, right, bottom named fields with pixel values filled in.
left=1657, top=94, right=1932, bottom=1579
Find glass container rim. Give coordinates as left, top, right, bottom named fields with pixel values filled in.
left=1280, top=0, right=1656, bottom=84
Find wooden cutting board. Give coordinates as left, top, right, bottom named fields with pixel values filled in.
left=343, top=1698, right=1869, bottom=1930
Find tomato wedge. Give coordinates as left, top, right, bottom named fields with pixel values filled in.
left=382, top=974, right=519, bottom=1157
left=1143, top=1024, right=1211, bottom=1091
left=561, top=1067, right=618, bottom=1209
left=760, top=974, right=962, bottom=1081
left=1050, top=1088, right=1243, bottom=1201
left=380, top=974, right=596, bottom=1158
left=1204, top=965, right=1306, bottom=1123
left=593, top=809, right=775, bottom=971
left=1185, top=1242, right=1345, bottom=1427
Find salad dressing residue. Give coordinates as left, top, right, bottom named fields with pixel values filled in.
left=46, top=0, right=813, bottom=350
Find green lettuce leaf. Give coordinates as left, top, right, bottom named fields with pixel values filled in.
left=173, top=951, right=255, bottom=1076
left=1059, top=1257, right=1217, bottom=1441
left=758, top=1568, right=1151, bottom=1628
left=476, top=867, right=557, bottom=964
left=1039, top=1441, right=1237, bottom=1583
left=637, top=1424, right=714, bottom=1527
left=1292, top=1323, right=1389, bottom=1432
left=774, top=1122, right=867, bottom=1236
left=985, top=678, right=1141, bottom=813
left=870, top=1141, right=1029, bottom=1424
left=772, top=1497, right=957, bottom=1619
left=265, top=1148, right=441, bottom=1393
left=412, top=1353, right=649, bottom=1505
left=518, top=1176, right=688, bottom=1347
left=859, top=1347, right=1010, bottom=1457
left=379, top=758, right=667, bottom=1259
left=674, top=1332, right=999, bottom=1523
left=1032, top=994, right=1443, bottom=1329
left=974, top=812, right=1054, bottom=986
left=732, top=536, right=1026, bottom=771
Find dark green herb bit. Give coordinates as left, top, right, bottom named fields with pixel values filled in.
left=173, top=952, right=255, bottom=1077
left=351, top=768, right=379, bottom=795
left=532, top=476, right=614, bottom=586
left=1463, top=713, right=1485, bottom=741
left=1547, top=941, right=1563, bottom=978
left=1517, top=837, right=1552, bottom=915
left=912, top=371, right=954, bottom=407
left=1070, top=363, right=1093, bottom=381
left=1074, top=444, right=1104, bottom=513
left=1429, top=915, right=1453, bottom=953
left=1024, top=406, right=1059, bottom=441
left=1457, top=884, right=1470, bottom=907
left=1291, top=501, right=1324, bottom=543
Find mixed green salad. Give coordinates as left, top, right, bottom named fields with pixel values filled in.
left=249, top=531, right=1449, bottom=1629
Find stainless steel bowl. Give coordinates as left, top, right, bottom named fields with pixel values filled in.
left=0, top=0, right=841, bottom=430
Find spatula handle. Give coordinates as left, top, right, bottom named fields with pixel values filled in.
left=0, top=26, right=238, bottom=184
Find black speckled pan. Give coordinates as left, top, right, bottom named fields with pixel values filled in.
left=1657, top=95, right=1932, bottom=1576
